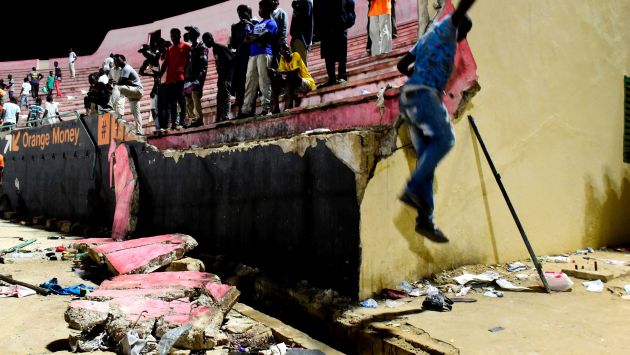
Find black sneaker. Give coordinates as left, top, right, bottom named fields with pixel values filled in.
left=400, top=190, right=431, bottom=214
left=415, top=219, right=449, bottom=243
left=317, top=81, right=336, bottom=89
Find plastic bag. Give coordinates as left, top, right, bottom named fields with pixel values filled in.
left=544, top=272, right=573, bottom=292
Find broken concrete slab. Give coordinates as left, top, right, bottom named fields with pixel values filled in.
left=72, top=237, right=115, bottom=252
left=87, top=234, right=198, bottom=275
left=222, top=310, right=274, bottom=349
left=165, top=257, right=206, bottom=272
left=65, top=271, right=240, bottom=351
left=64, top=300, right=110, bottom=331
left=109, top=142, right=139, bottom=241
left=562, top=269, right=615, bottom=282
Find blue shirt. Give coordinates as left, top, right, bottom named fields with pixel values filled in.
left=406, top=15, right=457, bottom=92
left=250, top=18, right=278, bottom=57
left=29, top=104, right=44, bottom=120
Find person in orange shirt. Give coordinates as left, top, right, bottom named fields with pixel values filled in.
left=0, top=153, right=5, bottom=185
left=368, top=0, right=392, bottom=56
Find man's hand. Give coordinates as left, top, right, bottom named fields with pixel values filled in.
left=397, top=53, right=415, bottom=78
left=452, top=0, right=476, bottom=27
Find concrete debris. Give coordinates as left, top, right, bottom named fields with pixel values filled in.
left=222, top=311, right=274, bottom=349
left=64, top=271, right=241, bottom=351
left=109, top=142, right=139, bottom=241
left=164, top=257, right=206, bottom=272
left=86, top=234, right=198, bottom=275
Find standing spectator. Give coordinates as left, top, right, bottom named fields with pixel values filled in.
left=368, top=0, right=392, bottom=56
left=7, top=75, right=14, bottom=99
left=366, top=0, right=397, bottom=53
left=43, top=95, right=60, bottom=125
left=19, top=78, right=31, bottom=109
left=183, top=26, right=208, bottom=128
left=2, top=97, right=20, bottom=130
left=69, top=48, right=77, bottom=78
left=269, top=0, right=288, bottom=65
left=110, top=55, right=144, bottom=135
left=28, top=97, right=45, bottom=127
left=138, top=44, right=163, bottom=133
left=53, top=62, right=63, bottom=97
left=289, top=0, right=313, bottom=66
left=46, top=71, right=55, bottom=96
left=317, top=0, right=355, bottom=87
left=203, top=32, right=234, bottom=123
left=230, top=4, right=254, bottom=118
left=103, top=53, right=114, bottom=75
left=28, top=67, right=43, bottom=99
left=160, top=28, right=191, bottom=130
left=241, top=1, right=278, bottom=118
left=0, top=81, right=5, bottom=104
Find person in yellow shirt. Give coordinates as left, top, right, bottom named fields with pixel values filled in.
left=271, top=44, right=315, bottom=111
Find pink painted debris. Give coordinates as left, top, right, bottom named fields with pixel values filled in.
left=88, top=234, right=198, bottom=275
left=65, top=272, right=239, bottom=350
left=109, top=141, right=139, bottom=241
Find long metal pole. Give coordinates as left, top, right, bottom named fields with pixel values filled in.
left=468, top=115, right=551, bottom=293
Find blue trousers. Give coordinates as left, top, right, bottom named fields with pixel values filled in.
left=399, top=86, right=455, bottom=222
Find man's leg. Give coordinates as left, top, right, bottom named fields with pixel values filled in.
left=257, top=54, right=273, bottom=114
left=242, top=56, right=259, bottom=116
left=32, top=84, right=38, bottom=99
left=175, top=81, right=186, bottom=127
left=118, top=85, right=144, bottom=134
left=70, top=62, right=75, bottom=77
left=110, top=86, right=125, bottom=116
left=338, top=57, right=347, bottom=82
left=185, top=93, right=195, bottom=123
left=379, top=14, right=393, bottom=54
left=324, top=57, right=336, bottom=83
left=369, top=15, right=381, bottom=55
left=192, top=90, right=203, bottom=123
left=216, top=80, right=230, bottom=122
left=292, top=39, right=308, bottom=66
left=391, top=0, right=398, bottom=38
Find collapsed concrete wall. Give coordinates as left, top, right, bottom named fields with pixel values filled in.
left=0, top=115, right=393, bottom=297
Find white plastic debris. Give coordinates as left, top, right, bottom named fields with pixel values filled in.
left=601, top=259, right=630, bottom=266
left=544, top=272, right=573, bottom=292
left=506, top=262, right=528, bottom=272
left=426, top=285, right=439, bottom=296
left=359, top=298, right=378, bottom=308
left=624, top=285, right=630, bottom=295
left=385, top=299, right=403, bottom=308
left=456, top=286, right=471, bottom=296
left=515, top=273, right=529, bottom=280
left=483, top=290, right=504, bottom=298
left=545, top=256, right=571, bottom=263
left=496, top=279, right=530, bottom=291
left=453, top=271, right=501, bottom=285
left=121, top=330, right=146, bottom=355
left=582, top=280, right=604, bottom=292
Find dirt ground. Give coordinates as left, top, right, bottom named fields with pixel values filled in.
left=342, top=250, right=630, bottom=355
left=0, top=220, right=113, bottom=355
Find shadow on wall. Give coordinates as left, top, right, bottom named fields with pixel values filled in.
left=393, top=123, right=438, bottom=274
left=469, top=123, right=500, bottom=264
left=583, top=173, right=630, bottom=248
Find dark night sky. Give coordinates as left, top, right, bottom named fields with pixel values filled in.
left=2, top=1, right=225, bottom=61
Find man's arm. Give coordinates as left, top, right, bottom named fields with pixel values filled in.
left=452, top=0, right=475, bottom=27
left=397, top=52, right=416, bottom=77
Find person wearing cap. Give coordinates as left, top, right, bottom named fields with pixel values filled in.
left=241, top=0, right=278, bottom=118
left=110, top=54, right=144, bottom=135
left=183, top=26, right=208, bottom=128
left=160, top=28, right=191, bottom=130
left=138, top=44, right=163, bottom=133
left=202, top=32, right=234, bottom=123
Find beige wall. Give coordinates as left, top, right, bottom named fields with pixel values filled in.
left=359, top=0, right=630, bottom=299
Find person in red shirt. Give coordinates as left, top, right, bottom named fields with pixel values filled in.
left=159, top=28, right=191, bottom=130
